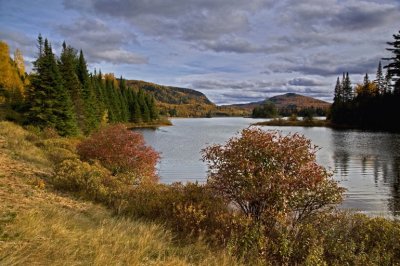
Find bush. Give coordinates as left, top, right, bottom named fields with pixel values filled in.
left=53, top=159, right=111, bottom=201
left=77, top=124, right=159, bottom=183
left=202, top=127, right=345, bottom=263
left=38, top=138, right=80, bottom=165
left=202, top=128, right=344, bottom=223
left=124, top=182, right=238, bottom=245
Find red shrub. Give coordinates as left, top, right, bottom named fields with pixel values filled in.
left=77, top=124, right=159, bottom=183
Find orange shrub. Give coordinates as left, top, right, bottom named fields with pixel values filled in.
left=77, top=124, right=159, bottom=183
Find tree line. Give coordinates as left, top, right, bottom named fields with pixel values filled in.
left=252, top=101, right=327, bottom=118
left=0, top=35, right=158, bottom=136
left=330, top=30, right=400, bottom=132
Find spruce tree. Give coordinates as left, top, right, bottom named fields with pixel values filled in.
left=59, top=42, right=84, bottom=132
left=76, top=50, right=99, bottom=133
left=375, top=61, right=384, bottom=95
left=333, top=76, right=342, bottom=103
left=132, top=95, right=142, bottom=123
left=28, top=38, right=78, bottom=135
left=343, top=72, right=353, bottom=101
left=384, top=30, right=400, bottom=94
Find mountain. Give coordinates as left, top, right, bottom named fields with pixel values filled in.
left=225, top=93, right=331, bottom=113
left=126, top=80, right=216, bottom=117
left=268, top=93, right=330, bottom=109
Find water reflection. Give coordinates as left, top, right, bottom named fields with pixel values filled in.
left=331, top=130, right=400, bottom=216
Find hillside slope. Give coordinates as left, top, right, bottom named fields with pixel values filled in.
left=0, top=122, right=236, bottom=265
left=126, top=80, right=217, bottom=117
left=268, top=93, right=330, bottom=109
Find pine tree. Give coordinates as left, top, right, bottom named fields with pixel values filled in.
left=28, top=37, right=78, bottom=136
left=132, top=95, right=142, bottom=123
left=59, top=42, right=84, bottom=133
left=343, top=72, right=353, bottom=101
left=375, top=61, right=384, bottom=95
left=384, top=67, right=391, bottom=94
left=384, top=30, right=400, bottom=94
left=76, top=50, right=99, bottom=133
left=333, top=76, right=342, bottom=103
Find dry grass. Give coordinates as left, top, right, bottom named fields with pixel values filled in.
left=1, top=204, right=236, bottom=266
left=0, top=122, right=238, bottom=266
left=0, top=121, right=49, bottom=167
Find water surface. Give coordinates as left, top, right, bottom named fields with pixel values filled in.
left=138, top=117, right=400, bottom=217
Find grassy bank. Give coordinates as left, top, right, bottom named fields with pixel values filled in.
left=0, top=121, right=236, bottom=265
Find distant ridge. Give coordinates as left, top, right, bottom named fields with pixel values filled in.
left=225, top=93, right=331, bottom=111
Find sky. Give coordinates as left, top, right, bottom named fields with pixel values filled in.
left=1, top=0, right=399, bottom=104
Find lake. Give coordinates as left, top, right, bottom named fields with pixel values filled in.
left=138, top=117, right=400, bottom=217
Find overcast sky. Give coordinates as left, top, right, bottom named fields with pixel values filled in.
left=1, top=0, right=399, bottom=104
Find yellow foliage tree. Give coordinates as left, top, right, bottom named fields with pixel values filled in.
left=0, top=41, right=25, bottom=101
left=355, top=82, right=379, bottom=97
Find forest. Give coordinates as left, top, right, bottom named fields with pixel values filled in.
left=0, top=35, right=159, bottom=136
left=330, top=31, right=400, bottom=132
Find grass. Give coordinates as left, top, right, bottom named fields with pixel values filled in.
left=0, top=121, right=238, bottom=266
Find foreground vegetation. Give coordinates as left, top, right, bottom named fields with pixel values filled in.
left=1, top=121, right=400, bottom=265
left=0, top=121, right=236, bottom=265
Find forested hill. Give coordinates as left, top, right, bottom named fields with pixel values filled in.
left=268, top=93, right=330, bottom=109
left=126, top=80, right=216, bottom=117
left=226, top=93, right=331, bottom=112
left=126, top=80, right=213, bottom=105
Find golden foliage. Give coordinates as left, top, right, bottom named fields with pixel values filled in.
left=0, top=41, right=24, bottom=97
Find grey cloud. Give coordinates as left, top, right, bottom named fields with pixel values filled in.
left=288, top=77, right=324, bottom=86
left=270, top=54, right=381, bottom=77
left=56, top=18, right=147, bottom=64
left=63, top=0, right=275, bottom=49
left=198, top=38, right=290, bottom=54
left=282, top=0, right=400, bottom=33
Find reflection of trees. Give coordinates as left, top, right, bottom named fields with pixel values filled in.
left=388, top=157, right=400, bottom=216
left=333, top=150, right=349, bottom=179
left=332, top=130, right=400, bottom=216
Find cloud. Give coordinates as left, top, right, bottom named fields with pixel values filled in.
left=57, top=17, right=147, bottom=64
left=288, top=77, right=324, bottom=86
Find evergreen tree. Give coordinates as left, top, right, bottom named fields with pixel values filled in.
left=384, top=67, right=391, bottom=94
left=59, top=42, right=84, bottom=133
left=76, top=50, right=99, bottom=133
left=375, top=61, right=384, bottom=94
left=333, top=76, right=342, bottom=103
left=384, top=30, right=400, bottom=94
left=132, top=94, right=142, bottom=123
left=28, top=37, right=78, bottom=136
left=343, top=72, right=353, bottom=101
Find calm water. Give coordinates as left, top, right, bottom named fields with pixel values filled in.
left=138, top=117, right=400, bottom=217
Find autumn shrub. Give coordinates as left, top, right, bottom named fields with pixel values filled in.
left=285, top=211, right=400, bottom=265
left=77, top=124, right=159, bottom=183
left=124, top=182, right=237, bottom=245
left=53, top=159, right=111, bottom=201
left=37, top=138, right=80, bottom=165
left=202, top=127, right=345, bottom=263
